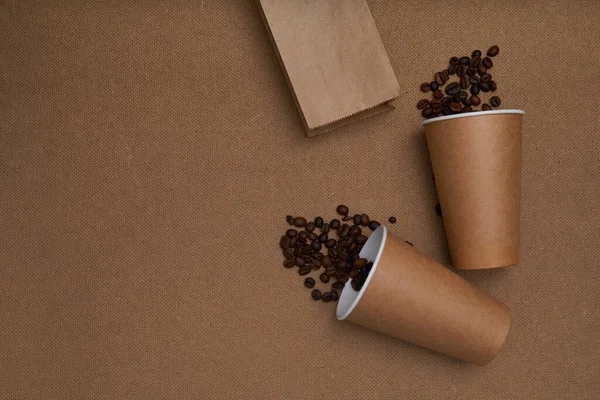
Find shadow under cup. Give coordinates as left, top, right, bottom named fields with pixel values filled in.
left=336, top=226, right=511, bottom=366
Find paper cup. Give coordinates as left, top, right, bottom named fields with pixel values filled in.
left=337, top=226, right=511, bottom=366
left=423, top=110, right=525, bottom=270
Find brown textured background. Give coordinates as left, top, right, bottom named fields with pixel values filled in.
left=1, top=1, right=599, bottom=398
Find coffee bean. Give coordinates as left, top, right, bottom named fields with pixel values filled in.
left=352, top=214, right=361, bottom=225
left=461, top=106, right=473, bottom=113
left=368, top=220, right=380, bottom=231
left=448, top=64, right=457, bottom=75
left=388, top=216, right=397, bottom=223
left=422, top=107, right=434, bottom=118
left=441, top=70, right=449, bottom=82
left=467, top=67, right=477, bottom=77
left=329, top=219, right=340, bottom=230
left=482, top=103, right=492, bottom=111
left=280, top=235, right=290, bottom=249
left=311, top=251, right=322, bottom=259
left=325, top=239, right=337, bottom=249
left=305, top=222, right=315, bottom=232
left=417, top=99, right=429, bottom=109
left=477, top=64, right=487, bottom=76
left=286, top=229, right=298, bottom=238
left=308, top=232, right=318, bottom=241
left=293, top=217, right=306, bottom=227
left=322, top=256, right=332, bottom=266
left=319, top=273, right=330, bottom=283
left=480, top=82, right=490, bottom=92
left=470, top=76, right=480, bottom=85
left=442, top=106, right=452, bottom=115
left=470, top=85, right=480, bottom=95
left=298, top=265, right=312, bottom=275
left=433, top=89, right=444, bottom=99
left=339, top=224, right=350, bottom=237
left=470, top=56, right=481, bottom=67
left=311, top=289, right=322, bottom=300
left=351, top=279, right=360, bottom=291
left=445, top=82, right=461, bottom=95
left=435, top=72, right=444, bottom=85
left=489, top=81, right=497, bottom=91
left=433, top=106, right=443, bottom=116
left=430, top=81, right=439, bottom=91
left=311, top=261, right=321, bottom=270
left=441, top=96, right=452, bottom=106
left=342, top=215, right=353, bottom=221
left=360, top=214, right=370, bottom=227
left=462, top=98, right=472, bottom=106
left=328, top=248, right=338, bottom=258
left=354, top=258, right=368, bottom=269
left=298, top=231, right=308, bottom=241
left=314, top=216, right=323, bottom=228
left=330, top=290, right=339, bottom=301
left=304, top=277, right=315, bottom=288
left=482, top=56, right=493, bottom=69
left=336, top=205, right=349, bottom=216
left=322, top=292, right=333, bottom=302
left=420, top=82, right=431, bottom=92
left=487, top=45, right=499, bottom=57
left=283, top=259, right=294, bottom=268
left=318, top=233, right=328, bottom=243
left=286, top=215, right=294, bottom=225
left=435, top=203, right=442, bottom=217
left=472, top=49, right=482, bottom=58
left=294, top=257, right=305, bottom=267
left=460, top=75, right=470, bottom=89
left=349, top=269, right=358, bottom=278
left=470, top=95, right=481, bottom=106
left=458, top=91, right=468, bottom=100
left=457, top=64, right=466, bottom=76
left=349, top=226, right=362, bottom=236
left=355, top=235, right=368, bottom=245
left=480, top=73, right=492, bottom=83
left=490, top=96, right=501, bottom=107
left=322, top=223, right=330, bottom=233
left=311, top=241, right=322, bottom=251
left=450, top=102, right=462, bottom=113
left=283, top=249, right=294, bottom=259
left=449, top=56, right=460, bottom=65
left=332, top=281, right=345, bottom=290
left=336, top=259, right=346, bottom=268
left=430, top=99, right=441, bottom=108
left=459, top=56, right=470, bottom=66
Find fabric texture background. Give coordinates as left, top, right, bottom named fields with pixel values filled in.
left=1, top=1, right=598, bottom=398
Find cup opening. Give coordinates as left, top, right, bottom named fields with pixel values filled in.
left=421, top=109, right=525, bottom=126
left=336, top=225, right=387, bottom=320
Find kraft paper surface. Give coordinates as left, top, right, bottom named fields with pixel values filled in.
left=1, top=1, right=599, bottom=399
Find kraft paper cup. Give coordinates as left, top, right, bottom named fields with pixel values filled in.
left=337, top=226, right=511, bottom=366
left=423, top=110, right=525, bottom=270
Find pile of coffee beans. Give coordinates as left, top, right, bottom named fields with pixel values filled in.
left=418, top=45, right=502, bottom=119
left=279, top=205, right=405, bottom=303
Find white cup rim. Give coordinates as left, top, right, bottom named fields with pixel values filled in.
left=422, top=109, right=525, bottom=126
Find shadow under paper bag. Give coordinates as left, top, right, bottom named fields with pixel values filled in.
left=424, top=110, right=525, bottom=270
left=337, top=226, right=511, bottom=366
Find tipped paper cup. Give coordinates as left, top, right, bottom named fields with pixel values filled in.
left=337, top=226, right=511, bottom=366
left=423, top=110, right=525, bottom=270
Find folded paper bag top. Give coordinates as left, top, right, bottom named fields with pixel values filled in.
left=423, top=110, right=525, bottom=270
left=257, top=0, right=400, bottom=137
left=337, top=226, right=512, bottom=366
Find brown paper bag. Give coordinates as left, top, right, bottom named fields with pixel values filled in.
left=337, top=226, right=512, bottom=365
left=257, top=0, right=400, bottom=137
left=424, top=110, right=525, bottom=270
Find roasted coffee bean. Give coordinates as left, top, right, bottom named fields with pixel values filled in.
left=459, top=56, right=470, bottom=65
left=368, top=220, right=380, bottom=231
left=388, top=216, right=397, bottom=223
left=298, top=265, right=312, bottom=275
left=433, top=106, right=443, bottom=115
left=422, top=107, right=434, bottom=118
left=330, top=219, right=341, bottom=230
left=429, top=99, right=441, bottom=108
left=349, top=226, right=362, bottom=236
left=336, top=259, right=346, bottom=269
left=302, top=247, right=312, bottom=256
left=283, top=249, right=294, bottom=259
left=430, top=81, right=439, bottom=91
left=312, top=260, right=321, bottom=269
left=433, top=89, right=444, bottom=99
left=332, top=281, right=345, bottom=290
left=460, top=75, right=470, bottom=89
left=461, top=106, right=473, bottom=113
left=322, top=292, right=333, bottom=302
left=435, top=203, right=442, bottom=217
left=311, top=289, right=322, bottom=300
left=420, top=82, right=431, bottom=92
left=480, top=73, right=492, bottom=83
left=330, top=290, right=339, bottom=301
left=435, top=72, right=444, bottom=85
left=294, top=247, right=302, bottom=257
left=489, top=81, right=497, bottom=91
left=477, top=64, right=487, bottom=76
left=298, top=231, right=308, bottom=241
left=467, top=67, right=477, bottom=76
left=449, top=56, right=460, bottom=65
left=311, top=241, right=322, bottom=251
left=328, top=248, right=338, bottom=258
left=441, top=70, right=449, bottom=82
left=445, top=82, right=461, bottom=95
left=480, top=82, right=490, bottom=92
left=349, top=269, right=358, bottom=278
left=355, top=235, right=368, bottom=245
left=470, top=85, right=480, bottom=95
left=487, top=45, right=499, bottom=57
left=417, top=99, right=429, bottom=109
left=351, top=279, right=360, bottom=291
left=286, top=229, right=298, bottom=238
left=458, top=91, right=468, bottom=100
left=442, top=106, right=452, bottom=115
left=441, top=96, right=452, bottom=106
left=342, top=215, right=353, bottom=221
left=354, top=258, right=368, bottom=269
left=319, top=273, right=330, bottom=283
left=304, top=277, right=315, bottom=288
left=314, top=216, right=323, bottom=228
left=457, top=64, right=466, bottom=76
left=318, top=233, right=328, bottom=243
left=450, top=102, right=462, bottom=113
left=339, top=224, right=350, bottom=237
left=305, top=222, right=315, bottom=232
left=452, top=94, right=461, bottom=103
left=325, top=239, right=337, bottom=248
left=482, top=103, right=492, bottom=111
left=470, top=76, right=480, bottom=85
left=352, top=214, right=361, bottom=225
left=311, top=251, right=322, bottom=259
left=462, top=98, right=472, bottom=106
left=322, top=223, right=330, bottom=233
left=470, top=56, right=481, bottom=67
left=283, top=259, right=294, bottom=268
left=322, top=256, right=332, bottom=267
left=286, top=215, right=294, bottom=225
left=293, top=217, right=306, bottom=227
left=280, top=235, right=290, bottom=249
left=360, top=214, right=370, bottom=226
left=472, top=49, right=482, bottom=58
left=470, top=95, right=481, bottom=106
left=336, top=204, right=349, bottom=216
left=490, top=96, right=501, bottom=107
left=448, top=64, right=458, bottom=75
left=308, top=232, right=318, bottom=241
left=482, top=56, right=493, bottom=68
left=294, top=257, right=305, bottom=267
